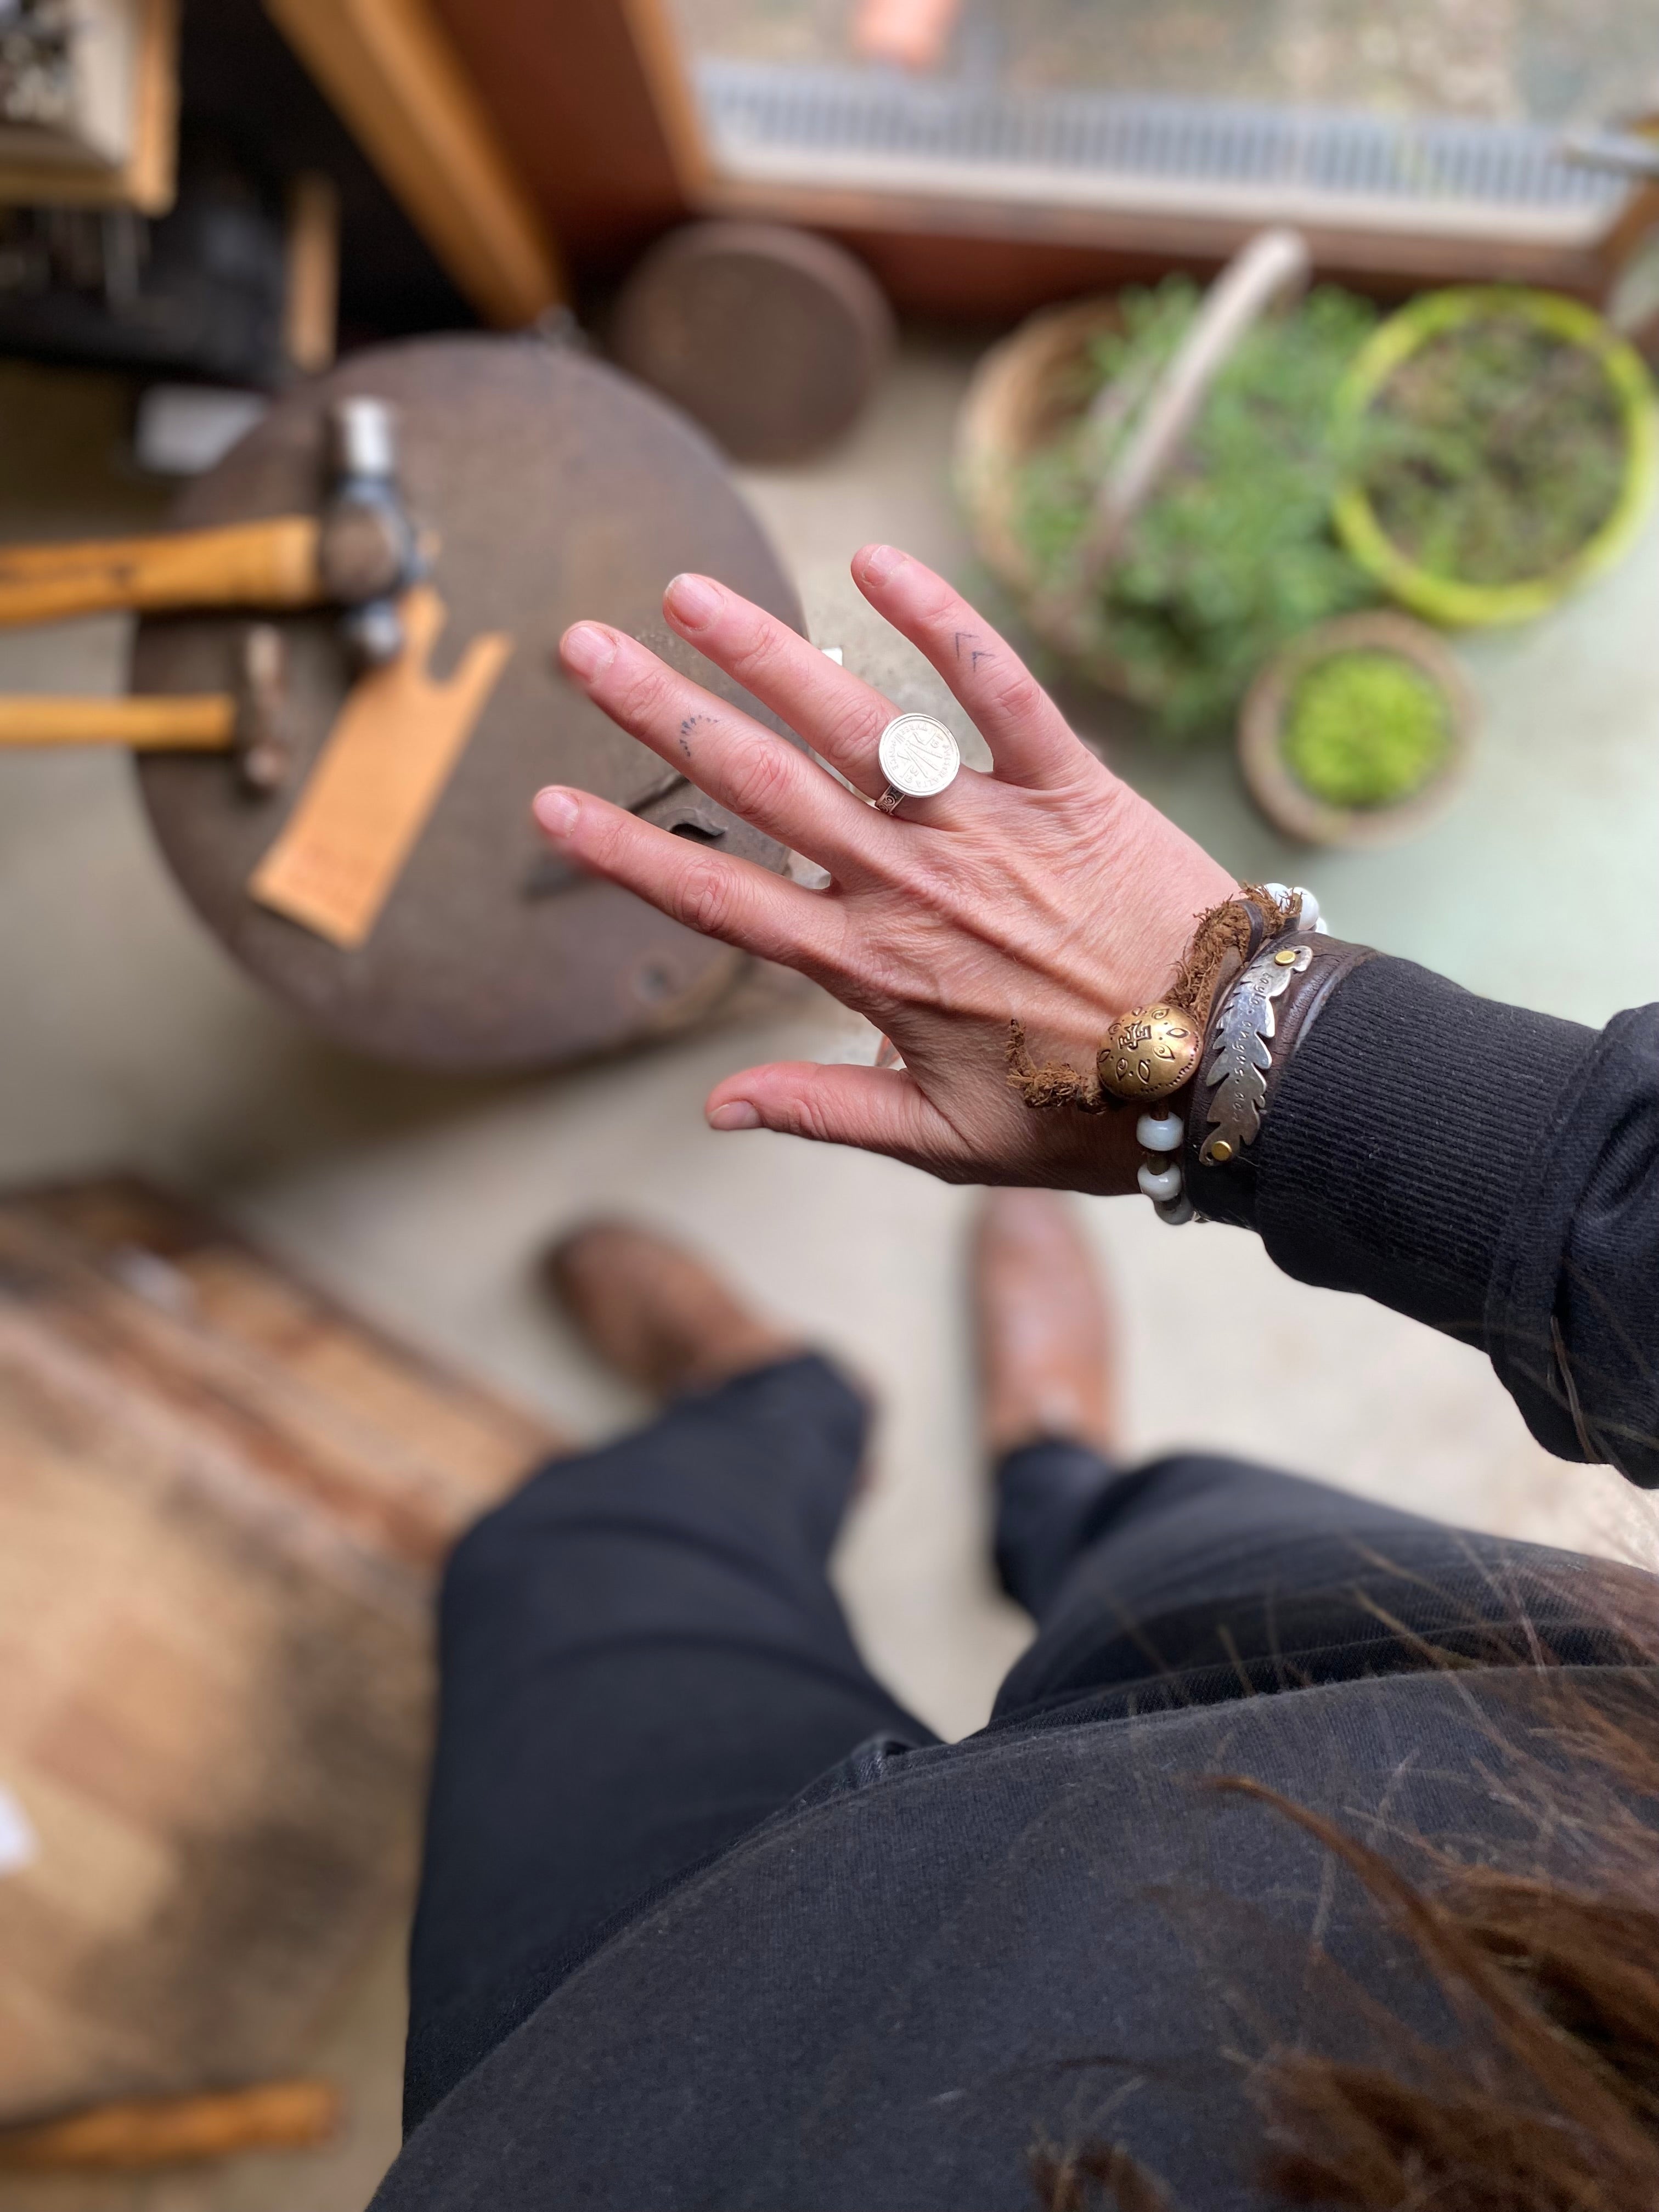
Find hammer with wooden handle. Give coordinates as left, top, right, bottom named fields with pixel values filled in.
left=0, top=624, right=293, bottom=791
left=0, top=397, right=419, bottom=665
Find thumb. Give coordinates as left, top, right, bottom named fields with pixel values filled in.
left=706, top=1060, right=971, bottom=1176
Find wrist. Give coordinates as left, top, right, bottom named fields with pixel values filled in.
left=1096, top=883, right=1341, bottom=1226
left=1089, top=778, right=1238, bottom=1012
left=1007, top=881, right=1350, bottom=1220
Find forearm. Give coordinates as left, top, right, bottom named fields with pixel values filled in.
left=1222, top=954, right=1659, bottom=1487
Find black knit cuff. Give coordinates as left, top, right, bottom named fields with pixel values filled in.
left=1249, top=953, right=1598, bottom=1346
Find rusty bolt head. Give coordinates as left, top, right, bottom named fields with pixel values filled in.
left=235, top=623, right=291, bottom=795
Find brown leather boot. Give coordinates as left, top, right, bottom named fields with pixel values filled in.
left=972, top=1189, right=1120, bottom=1462
left=545, top=1219, right=803, bottom=1401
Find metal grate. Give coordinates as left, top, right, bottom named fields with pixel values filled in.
left=698, top=60, right=1624, bottom=219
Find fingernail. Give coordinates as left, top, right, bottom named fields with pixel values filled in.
left=534, top=787, right=579, bottom=837
left=708, top=1100, right=761, bottom=1131
left=665, top=573, right=723, bottom=629
left=859, top=544, right=905, bottom=585
left=561, top=623, right=616, bottom=680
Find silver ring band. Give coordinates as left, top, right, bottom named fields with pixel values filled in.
left=876, top=783, right=906, bottom=814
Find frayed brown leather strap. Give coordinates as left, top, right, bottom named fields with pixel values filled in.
left=1169, top=883, right=1304, bottom=1019
left=1006, top=1021, right=1109, bottom=1113
left=1009, top=885, right=1304, bottom=1114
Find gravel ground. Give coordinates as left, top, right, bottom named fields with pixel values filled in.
left=674, top=0, right=1659, bottom=124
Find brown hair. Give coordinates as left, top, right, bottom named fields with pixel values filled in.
left=1031, top=1576, right=1659, bottom=2211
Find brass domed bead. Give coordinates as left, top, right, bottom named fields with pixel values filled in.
left=1097, top=1003, right=1201, bottom=1102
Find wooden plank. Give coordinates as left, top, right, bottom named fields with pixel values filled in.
left=617, top=0, right=713, bottom=201
left=264, top=0, right=565, bottom=327
left=123, top=0, right=179, bottom=215
left=0, top=1178, right=555, bottom=2123
left=703, top=180, right=1610, bottom=312
left=431, top=0, right=694, bottom=272
left=283, top=170, right=341, bottom=375
left=0, top=2078, right=339, bottom=2170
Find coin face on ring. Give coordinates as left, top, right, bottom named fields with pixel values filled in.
left=877, top=713, right=961, bottom=799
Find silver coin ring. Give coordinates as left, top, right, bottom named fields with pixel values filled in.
left=874, top=713, right=961, bottom=814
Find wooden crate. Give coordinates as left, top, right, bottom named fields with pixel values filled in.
left=0, top=1178, right=554, bottom=2124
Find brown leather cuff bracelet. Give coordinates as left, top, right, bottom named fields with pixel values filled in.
left=1184, top=932, right=1379, bottom=1228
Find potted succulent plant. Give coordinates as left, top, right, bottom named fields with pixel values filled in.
left=1237, top=611, right=1478, bottom=848
left=1334, top=287, right=1656, bottom=627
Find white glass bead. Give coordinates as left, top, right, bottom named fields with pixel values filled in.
left=1136, top=1110, right=1183, bottom=1153
left=1263, top=881, right=1328, bottom=933
left=1137, top=1158, right=1183, bottom=1203
left=1154, top=1192, right=1196, bottom=1227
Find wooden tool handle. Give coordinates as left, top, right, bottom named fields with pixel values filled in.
left=0, top=517, right=322, bottom=628
left=0, top=2080, right=340, bottom=2170
left=0, top=695, right=236, bottom=748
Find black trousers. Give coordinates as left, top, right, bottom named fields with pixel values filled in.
left=404, top=1354, right=1629, bottom=2131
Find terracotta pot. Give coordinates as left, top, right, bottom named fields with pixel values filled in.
left=1237, top=611, right=1479, bottom=848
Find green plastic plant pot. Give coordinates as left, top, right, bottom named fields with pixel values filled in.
left=1333, top=287, right=1657, bottom=627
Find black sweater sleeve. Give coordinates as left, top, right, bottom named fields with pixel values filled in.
left=1250, top=953, right=1659, bottom=1488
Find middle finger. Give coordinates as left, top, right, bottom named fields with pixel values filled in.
left=662, top=571, right=978, bottom=817
left=558, top=620, right=898, bottom=883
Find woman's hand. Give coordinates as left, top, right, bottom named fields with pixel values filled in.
left=538, top=544, right=1235, bottom=1193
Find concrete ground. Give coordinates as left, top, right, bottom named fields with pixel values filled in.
left=1, top=335, right=1656, bottom=2209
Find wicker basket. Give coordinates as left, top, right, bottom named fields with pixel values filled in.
left=955, top=229, right=1310, bottom=702
left=955, top=297, right=1132, bottom=693
left=956, top=297, right=1126, bottom=600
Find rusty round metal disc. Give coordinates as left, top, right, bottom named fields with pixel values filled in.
left=610, top=222, right=895, bottom=464
left=133, top=333, right=806, bottom=1073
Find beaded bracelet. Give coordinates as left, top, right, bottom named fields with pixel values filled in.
left=1007, top=881, right=1328, bottom=1226
left=1126, top=882, right=1329, bottom=1227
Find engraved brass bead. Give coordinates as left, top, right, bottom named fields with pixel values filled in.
left=1097, top=1003, right=1200, bottom=1101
